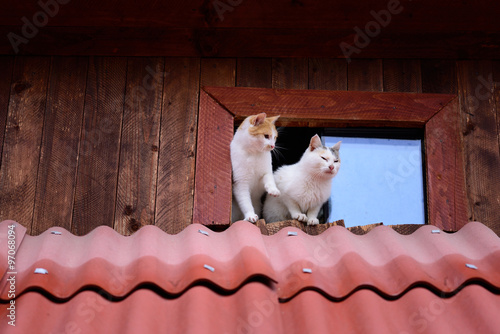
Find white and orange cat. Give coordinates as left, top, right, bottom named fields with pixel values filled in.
left=263, top=134, right=341, bottom=225
left=231, top=113, right=280, bottom=223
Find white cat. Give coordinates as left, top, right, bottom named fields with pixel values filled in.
left=231, top=113, right=280, bottom=223
left=263, top=134, right=341, bottom=225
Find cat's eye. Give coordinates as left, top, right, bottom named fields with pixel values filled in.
left=321, top=156, right=328, bottom=161
left=334, top=159, right=339, bottom=163
left=264, top=134, right=270, bottom=139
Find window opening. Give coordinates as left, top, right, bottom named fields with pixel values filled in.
left=323, top=128, right=426, bottom=227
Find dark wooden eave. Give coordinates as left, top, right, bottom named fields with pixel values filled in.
left=0, top=0, right=499, bottom=58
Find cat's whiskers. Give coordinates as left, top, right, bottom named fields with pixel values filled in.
left=271, top=144, right=287, bottom=164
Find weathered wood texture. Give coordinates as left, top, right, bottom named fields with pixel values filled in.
left=425, top=98, right=468, bottom=231
left=456, top=61, right=500, bottom=228
left=114, top=57, right=164, bottom=235
left=272, top=58, right=308, bottom=90
left=0, top=57, right=14, bottom=168
left=0, top=1, right=499, bottom=58
left=0, top=57, right=50, bottom=233
left=204, top=86, right=454, bottom=127
left=237, top=58, right=272, bottom=88
left=32, top=57, right=88, bottom=235
left=308, top=58, right=347, bottom=91
left=348, top=59, right=383, bottom=92
left=155, top=58, right=200, bottom=234
left=71, top=57, right=127, bottom=235
left=193, top=91, right=233, bottom=226
left=0, top=56, right=498, bottom=236
left=383, top=60, right=422, bottom=93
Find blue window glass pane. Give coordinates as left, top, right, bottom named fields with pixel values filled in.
left=324, top=136, right=425, bottom=227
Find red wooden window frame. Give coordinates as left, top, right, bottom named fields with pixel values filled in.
left=194, top=87, right=467, bottom=231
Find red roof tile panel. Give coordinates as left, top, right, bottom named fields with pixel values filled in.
left=1, top=283, right=284, bottom=334
left=1, top=221, right=500, bottom=300
left=281, top=285, right=500, bottom=334
left=1, top=220, right=499, bottom=333
left=1, top=284, right=499, bottom=334
left=1, top=222, right=276, bottom=299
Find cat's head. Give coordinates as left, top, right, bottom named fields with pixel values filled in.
left=302, top=134, right=341, bottom=178
left=236, top=113, right=280, bottom=152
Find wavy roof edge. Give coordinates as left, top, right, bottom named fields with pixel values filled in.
left=1, top=220, right=499, bottom=301
left=0, top=219, right=493, bottom=239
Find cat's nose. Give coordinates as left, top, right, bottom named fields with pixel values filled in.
left=270, top=145, right=275, bottom=149
left=329, top=165, right=334, bottom=171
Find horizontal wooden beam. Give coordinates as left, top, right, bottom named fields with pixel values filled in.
left=1, top=27, right=499, bottom=58
left=204, top=86, right=455, bottom=127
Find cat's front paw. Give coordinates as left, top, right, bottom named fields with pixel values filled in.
left=244, top=213, right=259, bottom=223
left=307, top=218, right=319, bottom=226
left=292, top=213, right=308, bottom=223
left=266, top=186, right=281, bottom=197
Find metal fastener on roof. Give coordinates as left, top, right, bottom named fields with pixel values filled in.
left=51, top=231, right=62, bottom=235
left=204, top=264, right=215, bottom=272
left=431, top=230, right=440, bottom=234
left=287, top=231, right=298, bottom=236
left=198, top=229, right=209, bottom=236
left=466, top=263, right=478, bottom=270
left=302, top=268, right=312, bottom=274
left=34, top=268, right=48, bottom=275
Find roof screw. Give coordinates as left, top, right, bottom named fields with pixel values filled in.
left=302, top=268, right=312, bottom=274
left=204, top=264, right=215, bottom=272
left=198, top=229, right=210, bottom=236
left=431, top=229, right=440, bottom=234
left=51, top=231, right=62, bottom=235
left=287, top=231, right=298, bottom=236
left=465, top=263, right=478, bottom=270
left=34, top=268, right=49, bottom=275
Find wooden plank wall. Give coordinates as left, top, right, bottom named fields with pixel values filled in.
left=0, top=56, right=499, bottom=235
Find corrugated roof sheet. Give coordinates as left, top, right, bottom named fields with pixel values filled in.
left=1, top=219, right=500, bottom=333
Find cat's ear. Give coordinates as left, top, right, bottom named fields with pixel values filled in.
left=250, top=113, right=267, bottom=126
left=267, top=115, right=280, bottom=124
left=309, top=134, right=323, bottom=151
left=331, top=141, right=341, bottom=151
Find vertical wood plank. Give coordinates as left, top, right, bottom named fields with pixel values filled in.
left=72, top=57, right=127, bottom=235
left=155, top=58, right=200, bottom=234
left=457, top=60, right=500, bottom=228
left=237, top=58, right=272, bottom=88
left=308, top=58, right=347, bottom=91
left=271, top=58, right=312, bottom=171
left=425, top=98, right=468, bottom=231
left=348, top=59, right=383, bottom=92
left=495, top=61, right=500, bottom=166
left=200, top=58, right=236, bottom=87
left=421, top=60, right=462, bottom=227
left=0, top=57, right=50, bottom=231
left=383, top=60, right=422, bottom=93
left=421, top=60, right=457, bottom=94
left=0, top=57, right=14, bottom=168
left=272, top=58, right=308, bottom=89
left=113, top=57, right=164, bottom=235
left=495, top=62, right=500, bottom=236
left=193, top=91, right=233, bottom=226
left=32, top=57, right=88, bottom=235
